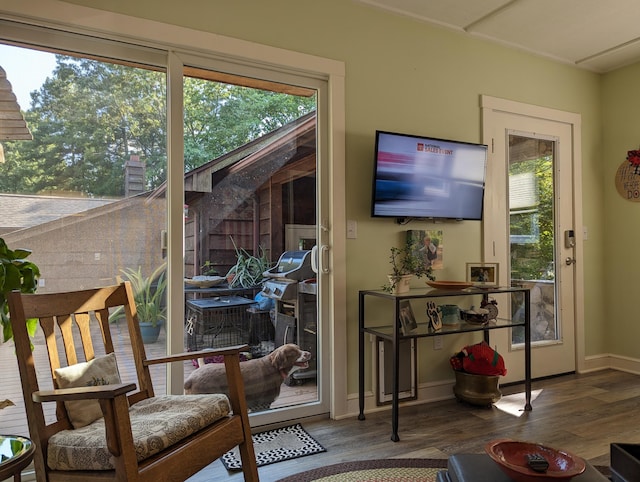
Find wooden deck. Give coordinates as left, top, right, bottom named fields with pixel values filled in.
left=0, top=320, right=317, bottom=438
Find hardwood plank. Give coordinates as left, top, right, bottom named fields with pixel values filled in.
left=188, top=370, right=640, bottom=481
left=2, top=319, right=636, bottom=481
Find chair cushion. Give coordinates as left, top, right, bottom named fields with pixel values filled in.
left=54, top=353, right=122, bottom=429
left=47, top=393, right=231, bottom=471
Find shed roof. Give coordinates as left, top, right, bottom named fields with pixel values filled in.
left=0, top=193, right=116, bottom=233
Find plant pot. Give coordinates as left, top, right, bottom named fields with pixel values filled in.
left=139, top=321, right=163, bottom=343
left=387, top=274, right=413, bottom=294
left=452, top=370, right=502, bottom=406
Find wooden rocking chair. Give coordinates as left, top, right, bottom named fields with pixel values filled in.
left=8, top=281, right=259, bottom=482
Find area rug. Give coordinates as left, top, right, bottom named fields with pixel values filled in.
left=276, top=458, right=612, bottom=482
left=276, top=458, right=448, bottom=482
left=221, top=423, right=325, bottom=470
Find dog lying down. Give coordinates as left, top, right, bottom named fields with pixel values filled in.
left=184, top=343, right=311, bottom=411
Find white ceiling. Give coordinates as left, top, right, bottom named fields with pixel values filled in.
left=354, top=0, right=640, bottom=73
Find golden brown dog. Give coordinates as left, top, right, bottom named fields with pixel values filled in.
left=184, top=343, right=311, bottom=411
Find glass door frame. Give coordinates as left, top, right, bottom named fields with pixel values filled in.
left=0, top=3, right=347, bottom=422
left=481, top=95, right=585, bottom=379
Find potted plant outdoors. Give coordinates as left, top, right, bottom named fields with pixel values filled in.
left=0, top=237, right=40, bottom=343
left=382, top=244, right=435, bottom=294
left=199, top=261, right=219, bottom=276
left=109, top=263, right=167, bottom=343
left=226, top=237, right=271, bottom=289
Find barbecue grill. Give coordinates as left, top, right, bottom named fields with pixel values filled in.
left=260, top=250, right=317, bottom=384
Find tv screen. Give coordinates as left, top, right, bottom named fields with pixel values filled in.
left=371, top=130, right=488, bottom=221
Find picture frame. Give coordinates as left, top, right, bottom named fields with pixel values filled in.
left=466, top=262, right=499, bottom=287
left=398, top=300, right=418, bottom=335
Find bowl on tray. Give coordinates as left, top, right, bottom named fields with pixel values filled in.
left=485, top=439, right=586, bottom=482
left=184, top=276, right=226, bottom=288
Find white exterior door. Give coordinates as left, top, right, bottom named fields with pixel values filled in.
left=482, top=96, right=584, bottom=382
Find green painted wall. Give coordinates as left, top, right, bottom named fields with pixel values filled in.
left=602, top=63, right=640, bottom=359
left=64, top=0, right=606, bottom=388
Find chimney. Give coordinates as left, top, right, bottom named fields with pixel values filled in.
left=124, top=155, right=145, bottom=197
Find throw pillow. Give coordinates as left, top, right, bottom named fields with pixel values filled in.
left=54, top=352, right=122, bottom=429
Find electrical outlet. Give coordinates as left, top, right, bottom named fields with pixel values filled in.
left=346, top=219, right=357, bottom=239
left=433, top=336, right=443, bottom=350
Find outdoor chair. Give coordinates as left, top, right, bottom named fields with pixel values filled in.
left=8, top=281, right=259, bottom=482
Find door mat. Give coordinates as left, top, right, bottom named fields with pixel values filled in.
left=221, top=423, right=326, bottom=471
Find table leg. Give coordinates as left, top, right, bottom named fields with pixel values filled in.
left=391, top=298, right=400, bottom=442
left=524, top=289, right=532, bottom=411
left=358, top=292, right=366, bottom=421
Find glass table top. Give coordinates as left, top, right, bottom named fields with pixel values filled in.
left=0, top=435, right=33, bottom=465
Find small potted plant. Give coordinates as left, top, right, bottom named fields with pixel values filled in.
left=382, top=244, right=435, bottom=294
left=199, top=261, right=219, bottom=276
left=109, top=263, right=167, bottom=343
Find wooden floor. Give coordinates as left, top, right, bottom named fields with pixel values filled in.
left=189, top=369, right=640, bottom=482
left=3, top=322, right=638, bottom=482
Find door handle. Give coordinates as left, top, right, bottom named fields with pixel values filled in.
left=320, top=245, right=330, bottom=274
left=565, top=257, right=576, bottom=266
left=311, top=245, right=318, bottom=274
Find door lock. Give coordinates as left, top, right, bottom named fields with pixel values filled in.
left=565, top=257, right=576, bottom=266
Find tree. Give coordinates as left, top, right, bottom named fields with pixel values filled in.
left=509, top=155, right=554, bottom=281
left=0, top=54, right=316, bottom=196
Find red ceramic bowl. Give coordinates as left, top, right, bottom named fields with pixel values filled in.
left=485, top=439, right=586, bottom=482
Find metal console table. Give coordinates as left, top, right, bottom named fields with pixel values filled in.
left=358, top=285, right=531, bottom=442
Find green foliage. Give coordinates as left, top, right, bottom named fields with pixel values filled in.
left=382, top=244, right=434, bottom=293
left=0, top=53, right=316, bottom=195
left=0, top=238, right=40, bottom=342
left=226, top=237, right=271, bottom=288
left=199, top=261, right=219, bottom=276
left=509, top=155, right=554, bottom=281
left=109, top=264, right=167, bottom=326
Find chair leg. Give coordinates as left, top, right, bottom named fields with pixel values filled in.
left=237, top=439, right=259, bottom=482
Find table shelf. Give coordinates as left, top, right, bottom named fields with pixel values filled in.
left=358, top=285, right=532, bottom=442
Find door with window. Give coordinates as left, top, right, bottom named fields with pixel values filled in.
left=0, top=35, right=331, bottom=438
left=482, top=96, right=583, bottom=382
left=176, top=56, right=328, bottom=425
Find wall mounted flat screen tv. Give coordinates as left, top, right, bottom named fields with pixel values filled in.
left=371, top=130, right=488, bottom=221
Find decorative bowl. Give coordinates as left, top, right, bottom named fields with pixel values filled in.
left=426, top=281, right=473, bottom=290
left=485, top=439, right=586, bottom=482
left=184, top=276, right=226, bottom=288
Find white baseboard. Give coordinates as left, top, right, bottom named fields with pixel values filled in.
left=340, top=378, right=456, bottom=420
left=339, top=354, right=640, bottom=421
left=582, top=353, right=640, bottom=375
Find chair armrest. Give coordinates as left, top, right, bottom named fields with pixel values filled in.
left=33, top=383, right=137, bottom=403
left=144, top=344, right=249, bottom=366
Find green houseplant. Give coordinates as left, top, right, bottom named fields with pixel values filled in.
left=109, top=263, right=167, bottom=343
left=226, top=237, right=271, bottom=289
left=0, top=237, right=40, bottom=343
left=382, top=244, right=435, bottom=294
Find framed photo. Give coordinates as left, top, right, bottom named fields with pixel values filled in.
left=407, top=229, right=444, bottom=270
left=398, top=300, right=418, bottom=335
left=466, top=262, right=499, bottom=287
